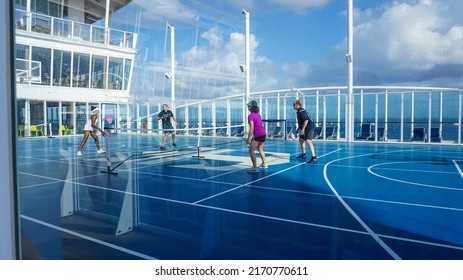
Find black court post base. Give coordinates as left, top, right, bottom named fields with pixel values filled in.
left=192, top=146, right=205, bottom=159
left=101, top=127, right=118, bottom=174
left=101, top=166, right=118, bottom=174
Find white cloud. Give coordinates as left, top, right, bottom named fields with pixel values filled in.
left=310, top=0, right=463, bottom=87
left=267, top=0, right=331, bottom=11
left=132, top=0, right=463, bottom=98
left=134, top=0, right=196, bottom=20
left=196, top=0, right=331, bottom=15
left=356, top=1, right=460, bottom=69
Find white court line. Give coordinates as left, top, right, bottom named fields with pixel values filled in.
left=21, top=215, right=158, bottom=260
left=193, top=148, right=343, bottom=205
left=453, top=160, right=463, bottom=180
left=21, top=163, right=463, bottom=260
left=368, top=161, right=463, bottom=191
left=323, top=149, right=411, bottom=260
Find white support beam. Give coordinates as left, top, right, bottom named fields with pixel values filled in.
left=0, top=0, right=18, bottom=260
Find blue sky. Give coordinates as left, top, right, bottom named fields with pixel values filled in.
left=112, top=0, right=463, bottom=100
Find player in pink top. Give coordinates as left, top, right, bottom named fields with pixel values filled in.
left=246, top=100, right=268, bottom=173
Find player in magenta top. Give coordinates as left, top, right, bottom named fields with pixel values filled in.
left=246, top=100, right=268, bottom=173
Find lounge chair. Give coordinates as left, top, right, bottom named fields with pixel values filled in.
left=313, top=126, right=323, bottom=139
left=411, top=127, right=426, bottom=142
left=324, top=126, right=337, bottom=140
left=271, top=126, right=284, bottom=139
left=356, top=123, right=373, bottom=140
left=429, top=127, right=441, bottom=143
left=367, top=127, right=386, bottom=141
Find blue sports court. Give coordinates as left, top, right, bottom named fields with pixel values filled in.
left=17, top=134, right=463, bottom=260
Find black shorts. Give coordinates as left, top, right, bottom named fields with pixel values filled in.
left=162, top=123, right=175, bottom=134
left=253, top=135, right=266, bottom=143
left=299, top=127, right=315, bottom=140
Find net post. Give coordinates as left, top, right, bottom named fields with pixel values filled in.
left=192, top=130, right=205, bottom=158
left=191, top=146, right=204, bottom=159
left=101, top=127, right=118, bottom=174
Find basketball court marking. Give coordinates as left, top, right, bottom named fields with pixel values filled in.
left=18, top=138, right=463, bottom=259
left=192, top=148, right=343, bottom=204
left=168, top=149, right=291, bottom=177
left=323, top=149, right=413, bottom=260
left=58, top=177, right=383, bottom=238
left=21, top=215, right=158, bottom=260
left=368, top=161, right=463, bottom=191
left=454, top=160, right=463, bottom=180
left=340, top=193, right=463, bottom=212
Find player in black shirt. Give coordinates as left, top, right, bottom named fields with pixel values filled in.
left=293, top=100, right=317, bottom=163
left=157, top=104, right=177, bottom=150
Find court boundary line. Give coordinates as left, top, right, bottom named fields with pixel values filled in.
left=18, top=139, right=463, bottom=259
left=201, top=151, right=296, bottom=181
left=323, top=149, right=413, bottom=260
left=327, top=163, right=461, bottom=175
left=21, top=170, right=463, bottom=214
left=368, top=161, right=463, bottom=191
left=20, top=168, right=463, bottom=260
left=453, top=160, right=463, bottom=180
left=21, top=185, right=463, bottom=261
left=192, top=148, right=343, bottom=204
left=21, top=215, right=158, bottom=260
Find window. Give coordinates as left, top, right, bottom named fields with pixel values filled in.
left=52, top=50, right=71, bottom=87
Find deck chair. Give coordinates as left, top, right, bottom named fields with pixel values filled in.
left=271, top=126, right=284, bottom=139
left=232, top=126, right=244, bottom=137
left=176, top=122, right=187, bottom=135
left=216, top=129, right=226, bottom=136
left=367, top=127, right=386, bottom=141
left=313, top=126, right=323, bottom=139
left=411, top=127, right=426, bottom=142
left=61, top=125, right=68, bottom=135
left=325, top=126, right=337, bottom=140
left=18, top=124, right=25, bottom=137
left=286, top=126, right=293, bottom=137
left=66, top=125, right=74, bottom=135
left=188, top=123, right=199, bottom=135
left=356, top=123, right=373, bottom=140
left=429, top=127, right=442, bottom=143
left=37, top=125, right=45, bottom=136
left=30, top=125, right=39, bottom=136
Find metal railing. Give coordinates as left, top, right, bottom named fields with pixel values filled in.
left=16, top=86, right=462, bottom=145
left=14, top=9, right=137, bottom=48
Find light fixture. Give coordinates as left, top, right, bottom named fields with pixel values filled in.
left=346, top=54, right=352, bottom=63
left=242, top=8, right=248, bottom=16
left=239, top=65, right=247, bottom=72
left=164, top=72, right=172, bottom=79
left=167, top=23, right=173, bottom=30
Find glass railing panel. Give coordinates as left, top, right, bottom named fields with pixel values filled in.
left=31, top=13, right=51, bottom=34
left=73, top=22, right=91, bottom=41
left=92, top=26, right=106, bottom=44
left=14, top=9, right=27, bottom=30
left=108, top=29, right=124, bottom=46
left=53, top=18, right=70, bottom=38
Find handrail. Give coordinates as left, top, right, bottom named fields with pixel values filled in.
left=14, top=9, right=136, bottom=49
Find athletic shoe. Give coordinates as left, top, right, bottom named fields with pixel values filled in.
left=172, top=142, right=177, bottom=148
left=296, top=153, right=306, bottom=159
left=247, top=167, right=259, bottom=173
left=77, top=151, right=82, bottom=156
left=307, top=156, right=317, bottom=164
left=260, top=163, right=268, bottom=169
left=97, top=149, right=105, bottom=154
left=160, top=145, right=167, bottom=151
